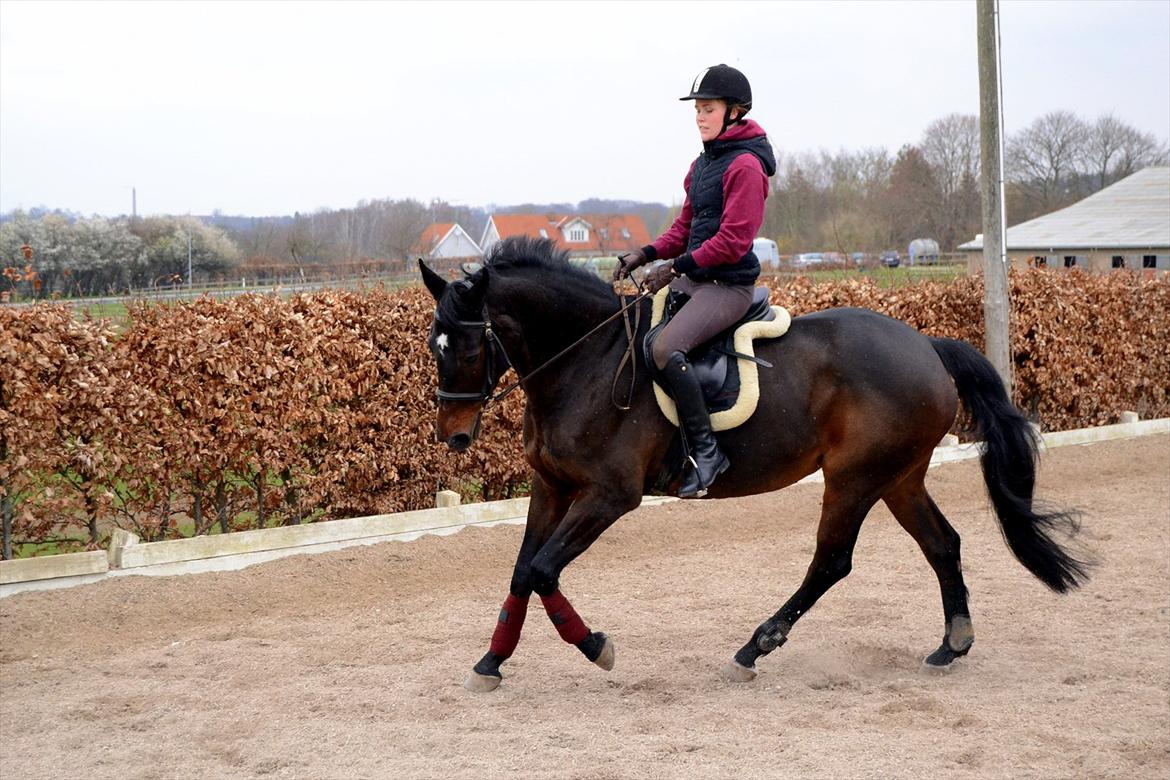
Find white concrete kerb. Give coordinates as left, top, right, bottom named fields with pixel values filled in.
left=1, top=416, right=1166, bottom=598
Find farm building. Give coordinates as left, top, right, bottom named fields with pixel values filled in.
left=479, top=213, right=651, bottom=258
left=959, top=166, right=1170, bottom=273
left=412, top=222, right=482, bottom=260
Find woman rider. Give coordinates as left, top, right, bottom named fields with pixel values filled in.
left=614, top=64, right=777, bottom=498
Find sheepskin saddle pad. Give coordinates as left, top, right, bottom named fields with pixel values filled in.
left=643, top=285, right=791, bottom=431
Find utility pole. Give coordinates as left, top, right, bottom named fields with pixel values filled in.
left=977, top=0, right=1012, bottom=392
left=187, top=231, right=193, bottom=292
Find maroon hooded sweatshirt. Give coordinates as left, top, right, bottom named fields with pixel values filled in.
left=646, top=119, right=773, bottom=274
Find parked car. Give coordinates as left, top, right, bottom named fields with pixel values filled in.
left=880, top=250, right=900, bottom=268
left=850, top=252, right=868, bottom=265
left=792, top=252, right=825, bottom=268
left=753, top=237, right=781, bottom=269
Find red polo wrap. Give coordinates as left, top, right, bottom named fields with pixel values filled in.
left=488, top=593, right=530, bottom=658
left=540, top=589, right=590, bottom=645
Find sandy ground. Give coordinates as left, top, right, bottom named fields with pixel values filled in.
left=1, top=435, right=1168, bottom=780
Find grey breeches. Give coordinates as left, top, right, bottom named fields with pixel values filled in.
left=651, top=275, right=754, bottom=370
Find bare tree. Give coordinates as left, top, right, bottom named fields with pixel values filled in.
left=1082, top=113, right=1131, bottom=191
left=1078, top=113, right=1167, bottom=192
left=767, top=153, right=825, bottom=252
left=379, top=200, right=431, bottom=262
left=285, top=212, right=323, bottom=265
left=1114, top=124, right=1169, bottom=181
left=764, top=147, right=900, bottom=253
left=1007, top=110, right=1089, bottom=216
left=922, top=114, right=980, bottom=199
left=855, top=147, right=895, bottom=199
left=921, top=114, right=981, bottom=249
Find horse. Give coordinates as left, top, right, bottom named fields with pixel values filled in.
left=418, top=236, right=1088, bottom=693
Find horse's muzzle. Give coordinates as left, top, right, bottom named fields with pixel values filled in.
left=446, top=433, right=473, bottom=452
left=436, top=408, right=482, bottom=451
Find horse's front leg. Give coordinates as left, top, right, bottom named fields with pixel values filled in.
left=465, top=476, right=571, bottom=692
left=527, top=484, right=643, bottom=675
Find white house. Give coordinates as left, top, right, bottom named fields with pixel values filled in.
left=413, top=222, right=483, bottom=259
left=479, top=213, right=650, bottom=258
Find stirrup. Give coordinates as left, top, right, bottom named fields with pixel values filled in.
left=678, top=452, right=729, bottom=499
left=683, top=455, right=708, bottom=499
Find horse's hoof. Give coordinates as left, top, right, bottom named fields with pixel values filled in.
left=923, top=648, right=962, bottom=672
left=594, top=635, right=616, bottom=672
left=923, top=639, right=971, bottom=669
left=921, top=659, right=956, bottom=675
left=720, top=660, right=758, bottom=682
left=463, top=671, right=502, bottom=693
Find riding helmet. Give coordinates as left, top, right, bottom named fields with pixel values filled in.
left=680, top=64, right=752, bottom=112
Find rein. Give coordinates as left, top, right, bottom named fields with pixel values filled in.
left=450, top=285, right=653, bottom=410
left=610, top=288, right=642, bottom=411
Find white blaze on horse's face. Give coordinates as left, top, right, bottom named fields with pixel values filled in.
left=435, top=332, right=449, bottom=354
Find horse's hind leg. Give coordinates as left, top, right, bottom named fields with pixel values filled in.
left=883, top=472, right=974, bottom=667
left=724, top=479, right=882, bottom=681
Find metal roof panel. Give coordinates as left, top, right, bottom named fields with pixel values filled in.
left=960, top=167, right=1170, bottom=251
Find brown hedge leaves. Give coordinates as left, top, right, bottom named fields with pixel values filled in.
left=765, top=269, right=1169, bottom=428
left=1, top=271, right=1166, bottom=553
left=2, top=288, right=529, bottom=552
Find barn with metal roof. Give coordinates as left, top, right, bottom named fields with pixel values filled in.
left=960, top=166, right=1170, bottom=272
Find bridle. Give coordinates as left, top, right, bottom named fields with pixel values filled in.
left=433, top=316, right=514, bottom=404
left=433, top=284, right=652, bottom=410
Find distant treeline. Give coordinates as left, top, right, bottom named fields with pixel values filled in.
left=0, top=200, right=674, bottom=298
left=763, top=110, right=1167, bottom=255
left=2, top=109, right=1164, bottom=298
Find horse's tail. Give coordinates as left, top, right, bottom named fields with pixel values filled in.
left=930, top=337, right=1090, bottom=593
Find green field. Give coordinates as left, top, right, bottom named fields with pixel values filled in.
left=72, top=300, right=130, bottom=322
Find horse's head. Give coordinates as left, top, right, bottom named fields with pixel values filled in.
left=419, top=259, right=510, bottom=452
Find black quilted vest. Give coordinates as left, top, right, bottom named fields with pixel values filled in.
left=686, top=133, right=776, bottom=285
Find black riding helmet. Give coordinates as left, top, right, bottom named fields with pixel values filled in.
left=680, top=64, right=752, bottom=133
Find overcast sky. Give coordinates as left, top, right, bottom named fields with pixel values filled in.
left=1, top=0, right=1167, bottom=217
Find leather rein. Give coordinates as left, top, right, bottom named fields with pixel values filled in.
left=435, top=282, right=652, bottom=411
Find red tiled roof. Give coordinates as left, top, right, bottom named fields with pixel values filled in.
left=489, top=213, right=651, bottom=254
left=490, top=214, right=560, bottom=242
left=411, top=222, right=455, bottom=255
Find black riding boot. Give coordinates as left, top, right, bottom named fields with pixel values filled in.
left=663, top=351, right=730, bottom=498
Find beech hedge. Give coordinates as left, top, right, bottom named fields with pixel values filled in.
left=1, top=269, right=1165, bottom=555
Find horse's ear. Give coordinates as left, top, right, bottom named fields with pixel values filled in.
left=467, top=267, right=488, bottom=303
left=418, top=258, right=447, bottom=301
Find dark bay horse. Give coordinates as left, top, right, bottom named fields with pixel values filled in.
left=419, top=237, right=1088, bottom=693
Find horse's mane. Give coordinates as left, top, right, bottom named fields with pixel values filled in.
left=484, top=236, right=616, bottom=305
left=436, top=236, right=619, bottom=324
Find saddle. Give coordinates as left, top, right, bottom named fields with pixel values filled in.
left=643, top=286, right=791, bottom=432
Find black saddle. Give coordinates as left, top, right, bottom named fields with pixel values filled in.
left=643, top=286, right=775, bottom=413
